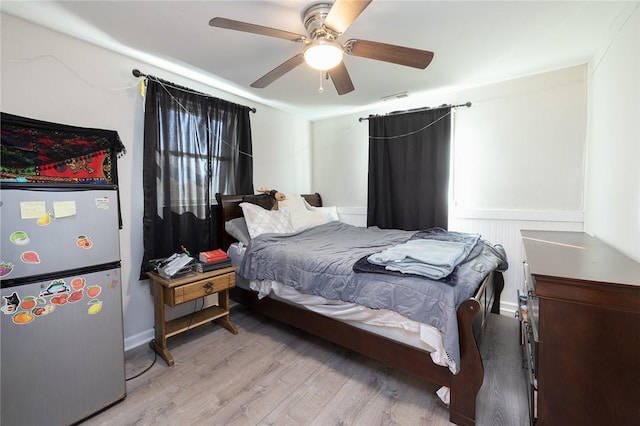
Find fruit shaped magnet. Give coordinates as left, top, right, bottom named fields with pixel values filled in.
left=88, top=299, right=102, bottom=315
left=51, top=293, right=69, bottom=305
left=12, top=311, right=34, bottom=324
left=71, top=277, right=86, bottom=290
left=68, top=289, right=84, bottom=303
left=19, top=296, right=36, bottom=310
left=36, top=212, right=53, bottom=226
left=0, top=262, right=14, bottom=277
left=76, top=235, right=93, bottom=249
left=32, top=304, right=55, bottom=317
left=9, top=231, right=30, bottom=245
left=86, top=285, right=101, bottom=298
left=20, top=251, right=40, bottom=264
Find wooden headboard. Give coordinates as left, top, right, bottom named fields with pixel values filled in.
left=215, top=192, right=322, bottom=250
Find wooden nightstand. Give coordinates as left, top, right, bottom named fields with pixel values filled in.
left=147, top=266, right=238, bottom=366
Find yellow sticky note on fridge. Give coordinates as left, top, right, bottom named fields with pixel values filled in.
left=53, top=201, right=77, bottom=218
left=19, top=201, right=46, bottom=219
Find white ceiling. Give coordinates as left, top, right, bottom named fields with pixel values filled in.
left=1, top=1, right=631, bottom=120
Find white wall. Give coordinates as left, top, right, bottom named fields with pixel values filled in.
left=585, top=4, right=640, bottom=262
left=451, top=68, right=586, bottom=212
left=0, top=14, right=313, bottom=349
left=250, top=110, right=313, bottom=193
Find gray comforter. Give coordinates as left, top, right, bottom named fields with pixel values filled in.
left=239, top=221, right=507, bottom=373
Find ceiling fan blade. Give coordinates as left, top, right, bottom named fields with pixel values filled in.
left=328, top=61, right=355, bottom=95
left=250, top=54, right=305, bottom=88
left=323, top=0, right=372, bottom=35
left=209, top=17, right=307, bottom=42
left=345, top=39, right=434, bottom=69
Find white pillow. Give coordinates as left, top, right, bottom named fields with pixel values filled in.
left=279, top=194, right=329, bottom=231
left=239, top=202, right=294, bottom=238
left=224, top=217, right=251, bottom=245
left=303, top=199, right=339, bottom=222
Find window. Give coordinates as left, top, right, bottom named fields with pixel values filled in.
left=140, top=78, right=254, bottom=278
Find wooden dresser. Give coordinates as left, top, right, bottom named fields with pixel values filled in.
left=520, top=230, right=640, bottom=425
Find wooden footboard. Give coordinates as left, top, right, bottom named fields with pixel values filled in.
left=449, top=270, right=503, bottom=425
left=450, top=297, right=485, bottom=426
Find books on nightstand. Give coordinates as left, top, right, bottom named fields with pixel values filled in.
left=196, top=249, right=232, bottom=273
left=194, top=259, right=232, bottom=273
left=199, top=249, right=228, bottom=263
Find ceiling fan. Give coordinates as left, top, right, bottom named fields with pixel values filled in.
left=209, top=0, right=434, bottom=95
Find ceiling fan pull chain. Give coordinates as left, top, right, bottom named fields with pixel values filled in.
left=318, top=71, right=324, bottom=93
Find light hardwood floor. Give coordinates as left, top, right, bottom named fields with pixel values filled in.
left=83, top=306, right=528, bottom=426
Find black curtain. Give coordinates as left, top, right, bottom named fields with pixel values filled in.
left=367, top=107, right=452, bottom=230
left=140, top=79, right=253, bottom=278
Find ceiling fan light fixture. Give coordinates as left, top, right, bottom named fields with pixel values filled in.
left=303, top=39, right=343, bottom=70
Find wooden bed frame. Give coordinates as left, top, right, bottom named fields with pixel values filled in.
left=215, top=193, right=504, bottom=426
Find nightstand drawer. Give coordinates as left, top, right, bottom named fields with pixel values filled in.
left=163, top=272, right=235, bottom=306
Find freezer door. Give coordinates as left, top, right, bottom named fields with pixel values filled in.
left=0, top=186, right=121, bottom=281
left=1, top=267, right=125, bottom=425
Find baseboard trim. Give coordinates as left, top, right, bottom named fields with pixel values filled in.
left=499, top=301, right=518, bottom=318
left=124, top=328, right=154, bottom=352
left=451, top=207, right=583, bottom=222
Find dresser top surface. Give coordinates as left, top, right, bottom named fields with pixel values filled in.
left=521, top=230, right=640, bottom=288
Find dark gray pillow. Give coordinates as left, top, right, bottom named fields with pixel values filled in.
left=225, top=217, right=251, bottom=245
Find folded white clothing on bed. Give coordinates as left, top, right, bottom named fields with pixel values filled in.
left=367, top=239, right=467, bottom=279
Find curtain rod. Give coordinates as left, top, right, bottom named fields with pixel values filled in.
left=132, top=69, right=257, bottom=113
left=358, top=101, right=471, bottom=122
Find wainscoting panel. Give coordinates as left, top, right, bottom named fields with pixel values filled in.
left=449, top=210, right=584, bottom=314
left=337, top=206, right=367, bottom=227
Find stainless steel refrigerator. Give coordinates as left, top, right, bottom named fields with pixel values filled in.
left=1, top=183, right=126, bottom=425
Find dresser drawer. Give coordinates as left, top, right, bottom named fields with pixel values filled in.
left=522, top=320, right=538, bottom=424
left=522, top=261, right=539, bottom=340
left=163, top=272, right=235, bottom=306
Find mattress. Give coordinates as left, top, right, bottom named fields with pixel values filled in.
left=227, top=242, right=453, bottom=372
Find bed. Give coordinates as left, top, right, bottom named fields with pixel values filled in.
left=215, top=192, right=506, bottom=426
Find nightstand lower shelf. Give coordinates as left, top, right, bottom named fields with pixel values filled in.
left=164, top=305, right=238, bottom=338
